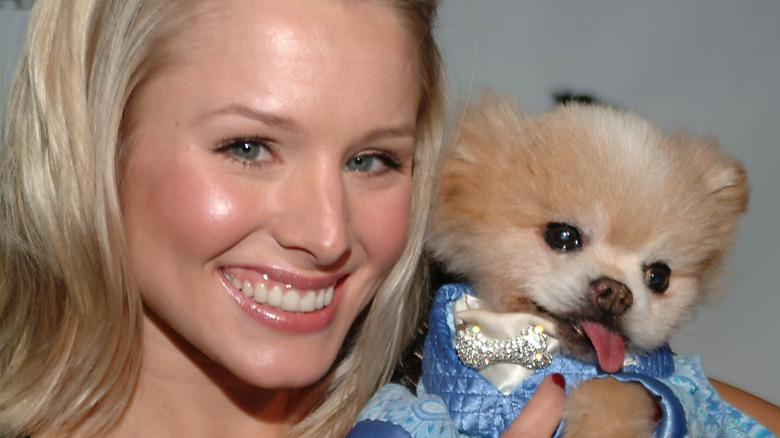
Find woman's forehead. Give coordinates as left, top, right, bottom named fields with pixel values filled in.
left=125, top=0, right=421, bottom=144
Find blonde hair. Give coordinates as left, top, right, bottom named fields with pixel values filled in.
left=0, top=0, right=445, bottom=437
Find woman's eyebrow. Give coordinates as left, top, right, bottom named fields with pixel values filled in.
left=361, top=125, right=417, bottom=144
left=200, top=104, right=415, bottom=142
left=200, top=104, right=305, bottom=133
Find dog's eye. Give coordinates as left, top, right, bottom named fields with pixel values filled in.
left=543, top=222, right=582, bottom=252
left=644, top=263, right=671, bottom=293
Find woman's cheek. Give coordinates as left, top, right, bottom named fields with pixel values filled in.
left=359, top=184, right=412, bottom=267
left=175, top=180, right=254, bottom=254
left=142, top=159, right=248, bottom=258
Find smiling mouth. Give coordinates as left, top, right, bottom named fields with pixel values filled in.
left=222, top=271, right=334, bottom=313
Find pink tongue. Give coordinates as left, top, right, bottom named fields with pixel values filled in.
left=581, top=321, right=625, bottom=373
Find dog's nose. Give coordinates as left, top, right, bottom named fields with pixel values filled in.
left=589, top=277, right=633, bottom=316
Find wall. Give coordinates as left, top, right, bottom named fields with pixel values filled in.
left=0, top=9, right=28, bottom=125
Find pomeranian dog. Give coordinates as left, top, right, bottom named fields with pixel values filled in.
left=426, top=92, right=749, bottom=437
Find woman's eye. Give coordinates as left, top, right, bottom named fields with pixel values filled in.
left=218, top=138, right=272, bottom=164
left=344, top=152, right=401, bottom=175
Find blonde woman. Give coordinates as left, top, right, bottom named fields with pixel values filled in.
left=0, top=0, right=566, bottom=437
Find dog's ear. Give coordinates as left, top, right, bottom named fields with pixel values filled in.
left=674, top=135, right=749, bottom=293
left=688, top=136, right=749, bottom=216
left=445, top=91, right=527, bottom=164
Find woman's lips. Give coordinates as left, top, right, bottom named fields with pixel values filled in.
left=222, top=270, right=334, bottom=313
left=220, top=266, right=347, bottom=333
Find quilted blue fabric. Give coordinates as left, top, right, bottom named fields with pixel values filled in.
left=421, top=283, right=686, bottom=437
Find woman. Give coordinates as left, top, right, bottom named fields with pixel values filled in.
left=0, top=0, right=564, bottom=436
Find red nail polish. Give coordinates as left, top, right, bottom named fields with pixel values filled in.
left=551, top=373, right=566, bottom=390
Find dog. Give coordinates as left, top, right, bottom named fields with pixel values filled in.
left=424, top=91, right=751, bottom=437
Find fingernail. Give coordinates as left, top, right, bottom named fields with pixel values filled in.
left=551, top=373, right=565, bottom=390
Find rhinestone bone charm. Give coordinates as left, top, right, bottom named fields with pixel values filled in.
left=455, top=323, right=553, bottom=371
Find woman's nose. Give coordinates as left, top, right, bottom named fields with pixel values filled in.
left=272, top=161, right=351, bottom=267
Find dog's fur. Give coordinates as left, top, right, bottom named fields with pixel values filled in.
left=427, top=92, right=748, bottom=436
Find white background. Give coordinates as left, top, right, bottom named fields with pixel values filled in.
left=2, top=1, right=778, bottom=404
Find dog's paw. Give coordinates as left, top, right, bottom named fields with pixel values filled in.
left=561, top=377, right=657, bottom=438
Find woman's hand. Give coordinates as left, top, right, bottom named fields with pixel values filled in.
left=500, top=374, right=566, bottom=438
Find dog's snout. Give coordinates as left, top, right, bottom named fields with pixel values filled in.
left=589, top=277, right=633, bottom=316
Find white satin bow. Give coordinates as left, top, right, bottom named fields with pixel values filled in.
left=453, top=294, right=560, bottom=395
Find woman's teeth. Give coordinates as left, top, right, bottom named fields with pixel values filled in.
left=225, top=273, right=334, bottom=313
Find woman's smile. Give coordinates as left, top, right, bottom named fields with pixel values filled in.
left=222, top=270, right=337, bottom=314
left=219, top=266, right=348, bottom=333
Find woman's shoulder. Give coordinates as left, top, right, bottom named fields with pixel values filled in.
left=355, top=383, right=460, bottom=438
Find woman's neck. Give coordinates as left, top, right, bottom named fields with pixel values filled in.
left=108, top=310, right=305, bottom=438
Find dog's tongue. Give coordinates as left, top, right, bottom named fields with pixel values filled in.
left=581, top=321, right=625, bottom=373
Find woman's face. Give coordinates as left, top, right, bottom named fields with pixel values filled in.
left=121, top=0, right=420, bottom=388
